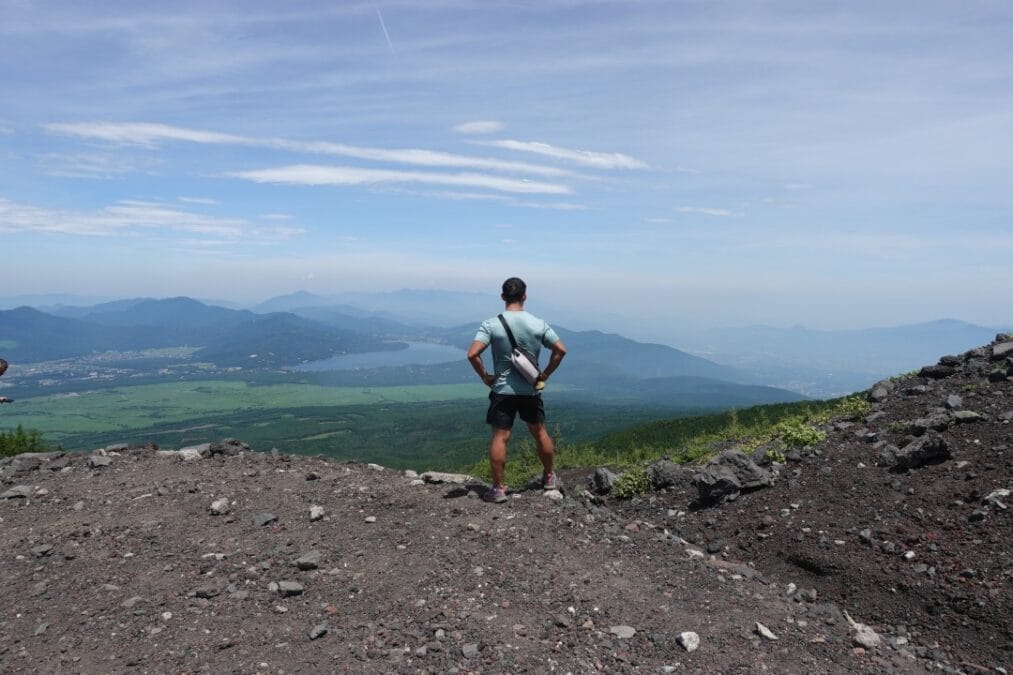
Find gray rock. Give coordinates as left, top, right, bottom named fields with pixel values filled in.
left=589, top=467, right=619, bottom=494
left=983, top=489, right=1009, bottom=509
left=646, top=460, right=684, bottom=488
left=195, top=585, right=221, bottom=599
left=755, top=622, right=778, bottom=641
left=610, top=625, right=636, bottom=639
left=277, top=581, right=304, bottom=597
left=991, top=341, right=1013, bottom=360
left=676, top=631, right=700, bottom=652
left=88, top=455, right=113, bottom=468
left=543, top=489, right=564, bottom=502
left=309, top=505, right=325, bottom=521
left=944, top=394, right=963, bottom=410
left=104, top=443, right=129, bottom=452
left=209, top=498, right=231, bottom=515
left=31, top=544, right=54, bottom=558
left=869, top=385, right=890, bottom=402
left=178, top=443, right=212, bottom=459
left=1, top=485, right=32, bottom=499
left=121, top=596, right=144, bottom=608
left=693, top=450, right=772, bottom=503
left=953, top=410, right=983, bottom=423
left=852, top=623, right=882, bottom=649
left=251, top=513, right=278, bottom=527
left=420, top=471, right=472, bottom=485
left=461, top=643, right=480, bottom=658
left=294, top=550, right=321, bottom=571
left=893, top=432, right=950, bottom=470
left=309, top=623, right=328, bottom=640
left=989, top=369, right=1008, bottom=383
left=909, top=411, right=953, bottom=435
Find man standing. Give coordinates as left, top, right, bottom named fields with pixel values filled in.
left=467, top=278, right=567, bottom=503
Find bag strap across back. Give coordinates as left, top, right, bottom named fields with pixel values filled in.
left=497, top=314, right=519, bottom=350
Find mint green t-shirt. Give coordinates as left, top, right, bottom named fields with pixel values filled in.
left=474, top=310, right=560, bottom=396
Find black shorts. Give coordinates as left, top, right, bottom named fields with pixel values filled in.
left=486, top=392, right=545, bottom=429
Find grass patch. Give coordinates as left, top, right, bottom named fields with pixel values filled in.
left=6, top=380, right=487, bottom=439
left=465, top=393, right=870, bottom=488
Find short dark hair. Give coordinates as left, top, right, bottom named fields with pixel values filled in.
left=501, top=277, right=526, bottom=304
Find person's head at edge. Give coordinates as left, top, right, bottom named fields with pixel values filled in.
left=501, top=277, right=526, bottom=306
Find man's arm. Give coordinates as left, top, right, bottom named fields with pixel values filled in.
left=467, top=340, right=496, bottom=387
left=537, top=340, right=567, bottom=382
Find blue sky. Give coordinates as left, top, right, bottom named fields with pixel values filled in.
left=2, top=0, right=1011, bottom=334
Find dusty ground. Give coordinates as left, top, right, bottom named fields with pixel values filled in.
left=0, top=337, right=1010, bottom=674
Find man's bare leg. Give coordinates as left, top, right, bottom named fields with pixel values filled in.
left=489, top=428, right=511, bottom=488
left=527, top=422, right=554, bottom=475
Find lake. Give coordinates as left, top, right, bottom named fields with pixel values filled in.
left=292, top=342, right=464, bottom=371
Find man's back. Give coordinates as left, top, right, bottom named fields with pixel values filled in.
left=474, top=310, right=559, bottom=395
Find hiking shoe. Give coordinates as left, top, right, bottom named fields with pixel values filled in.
left=483, top=486, right=508, bottom=503
left=541, top=472, right=559, bottom=490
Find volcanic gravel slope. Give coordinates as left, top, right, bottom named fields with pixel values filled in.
left=0, top=335, right=1009, bottom=674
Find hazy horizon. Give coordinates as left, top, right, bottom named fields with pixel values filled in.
left=3, top=2, right=1011, bottom=333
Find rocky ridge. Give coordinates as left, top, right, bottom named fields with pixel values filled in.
left=0, top=336, right=1011, bottom=673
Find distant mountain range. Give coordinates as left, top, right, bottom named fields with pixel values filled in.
left=0, top=295, right=804, bottom=408
left=0, top=299, right=399, bottom=367
left=8, top=290, right=999, bottom=403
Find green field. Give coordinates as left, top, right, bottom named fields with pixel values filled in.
left=3, top=380, right=488, bottom=439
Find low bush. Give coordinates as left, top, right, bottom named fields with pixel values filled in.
left=610, top=466, right=651, bottom=499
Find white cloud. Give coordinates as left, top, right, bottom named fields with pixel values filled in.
left=229, top=164, right=572, bottom=195
left=178, top=196, right=219, bottom=205
left=453, top=120, right=504, bottom=135
left=45, top=121, right=570, bottom=177
left=677, top=206, right=743, bottom=217
left=0, top=197, right=302, bottom=242
left=37, top=152, right=159, bottom=179
left=478, top=139, right=648, bottom=169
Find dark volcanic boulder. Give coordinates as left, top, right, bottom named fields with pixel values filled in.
left=646, top=460, right=684, bottom=489
left=919, top=365, right=957, bottom=379
left=891, top=432, right=950, bottom=470
left=210, top=438, right=250, bottom=457
left=693, top=450, right=772, bottom=504
left=908, top=411, right=954, bottom=436
left=589, top=467, right=618, bottom=495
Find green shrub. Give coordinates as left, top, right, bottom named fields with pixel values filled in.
left=775, top=418, right=826, bottom=449
left=835, top=395, right=871, bottom=420
left=0, top=425, right=57, bottom=458
left=765, top=448, right=787, bottom=464
left=610, top=466, right=651, bottom=499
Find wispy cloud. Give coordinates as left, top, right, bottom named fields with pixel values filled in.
left=0, top=197, right=302, bottom=242
left=375, top=6, right=395, bottom=55
left=478, top=139, right=648, bottom=169
left=677, top=206, right=743, bottom=217
left=178, top=196, right=219, bottom=205
left=229, top=164, right=572, bottom=195
left=45, top=122, right=571, bottom=178
left=37, top=152, right=159, bottom=179
left=453, top=120, right=503, bottom=135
